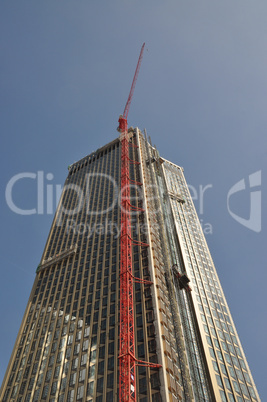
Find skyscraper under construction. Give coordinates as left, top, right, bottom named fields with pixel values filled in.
left=0, top=129, right=260, bottom=401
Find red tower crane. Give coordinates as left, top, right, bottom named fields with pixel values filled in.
left=118, top=43, right=161, bottom=402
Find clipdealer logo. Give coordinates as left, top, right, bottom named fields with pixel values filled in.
left=5, top=172, right=62, bottom=215
left=227, top=171, right=261, bottom=233
left=5, top=170, right=262, bottom=233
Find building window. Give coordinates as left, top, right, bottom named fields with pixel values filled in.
left=139, top=377, right=147, bottom=394
left=87, top=381, right=94, bottom=396
left=83, top=339, right=89, bottom=351
left=32, top=389, right=40, bottom=402
left=97, top=377, right=104, bottom=393
left=74, top=344, right=80, bottom=355
left=77, top=385, right=84, bottom=400
left=72, top=357, right=78, bottom=370
left=220, top=390, right=227, bottom=402
left=81, top=354, right=88, bottom=366
left=69, top=373, right=77, bottom=387
left=79, top=369, right=86, bottom=382
left=41, top=384, right=49, bottom=399
left=67, top=390, right=75, bottom=402
left=51, top=381, right=57, bottom=395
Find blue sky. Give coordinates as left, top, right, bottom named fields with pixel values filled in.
left=0, top=0, right=266, bottom=398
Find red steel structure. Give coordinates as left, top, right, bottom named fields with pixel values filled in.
left=118, top=43, right=161, bottom=402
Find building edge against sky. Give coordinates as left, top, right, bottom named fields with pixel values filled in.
left=0, top=129, right=260, bottom=401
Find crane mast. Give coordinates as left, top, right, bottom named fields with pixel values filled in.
left=118, top=43, right=161, bottom=402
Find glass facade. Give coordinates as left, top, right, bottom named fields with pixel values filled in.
left=0, top=130, right=260, bottom=402
left=161, top=161, right=259, bottom=401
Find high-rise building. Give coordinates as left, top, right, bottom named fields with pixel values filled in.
left=0, top=129, right=260, bottom=402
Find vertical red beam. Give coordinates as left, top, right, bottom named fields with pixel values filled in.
left=119, top=122, right=136, bottom=402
